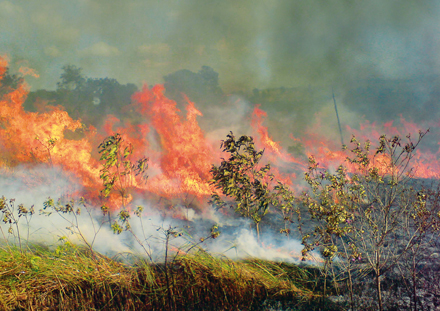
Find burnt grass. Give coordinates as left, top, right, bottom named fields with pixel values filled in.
left=254, top=184, right=440, bottom=310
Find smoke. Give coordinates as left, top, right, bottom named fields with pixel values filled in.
left=1, top=178, right=315, bottom=265
left=0, top=165, right=81, bottom=206
left=210, top=228, right=320, bottom=264
left=0, top=164, right=314, bottom=264
left=2, top=0, right=439, bottom=92
left=204, top=95, right=254, bottom=142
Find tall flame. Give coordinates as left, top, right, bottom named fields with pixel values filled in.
left=0, top=57, right=220, bottom=211
left=1, top=54, right=439, bottom=214
left=132, top=85, right=217, bottom=200
left=0, top=59, right=101, bottom=195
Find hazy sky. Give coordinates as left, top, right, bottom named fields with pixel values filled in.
left=1, top=0, right=440, bottom=91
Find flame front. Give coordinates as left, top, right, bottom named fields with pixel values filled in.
left=0, top=57, right=219, bottom=210
left=0, top=55, right=439, bottom=213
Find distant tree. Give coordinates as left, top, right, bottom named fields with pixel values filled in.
left=82, top=77, right=138, bottom=116
left=23, top=89, right=58, bottom=112
left=56, top=65, right=86, bottom=91
left=197, top=65, right=221, bottom=94
left=25, top=65, right=138, bottom=126
left=0, top=68, right=24, bottom=96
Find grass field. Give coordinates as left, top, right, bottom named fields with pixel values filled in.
left=0, top=242, right=340, bottom=311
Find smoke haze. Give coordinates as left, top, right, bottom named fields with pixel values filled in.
left=1, top=0, right=439, bottom=91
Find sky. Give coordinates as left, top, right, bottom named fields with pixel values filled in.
left=1, top=0, right=440, bottom=92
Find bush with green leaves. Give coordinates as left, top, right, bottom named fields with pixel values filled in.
left=300, top=131, right=440, bottom=310
left=98, top=133, right=148, bottom=207
left=209, top=132, right=277, bottom=240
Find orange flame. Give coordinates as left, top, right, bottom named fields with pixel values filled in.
left=0, top=54, right=439, bottom=214
left=250, top=106, right=306, bottom=186
left=131, top=85, right=217, bottom=200
left=0, top=75, right=101, bottom=196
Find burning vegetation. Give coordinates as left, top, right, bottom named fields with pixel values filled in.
left=2, top=56, right=440, bottom=310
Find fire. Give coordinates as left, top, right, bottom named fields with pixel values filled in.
left=0, top=54, right=439, bottom=214
left=252, top=106, right=283, bottom=157
left=252, top=106, right=305, bottom=167
left=251, top=102, right=440, bottom=184
left=169, top=246, right=186, bottom=255
left=132, top=85, right=217, bottom=200
left=0, top=72, right=101, bottom=194
left=0, top=56, right=7, bottom=79
left=0, top=57, right=220, bottom=210
left=250, top=106, right=307, bottom=186
left=345, top=118, right=440, bottom=179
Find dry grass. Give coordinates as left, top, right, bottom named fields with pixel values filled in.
left=0, top=243, right=335, bottom=311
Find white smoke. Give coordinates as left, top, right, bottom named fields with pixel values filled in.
left=0, top=163, right=320, bottom=266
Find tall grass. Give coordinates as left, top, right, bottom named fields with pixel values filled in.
left=0, top=243, right=335, bottom=311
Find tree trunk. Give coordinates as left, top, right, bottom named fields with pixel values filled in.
left=256, top=222, right=260, bottom=243
left=376, top=251, right=383, bottom=311
left=376, top=269, right=383, bottom=311
left=412, top=256, right=417, bottom=311
left=348, top=267, right=354, bottom=311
